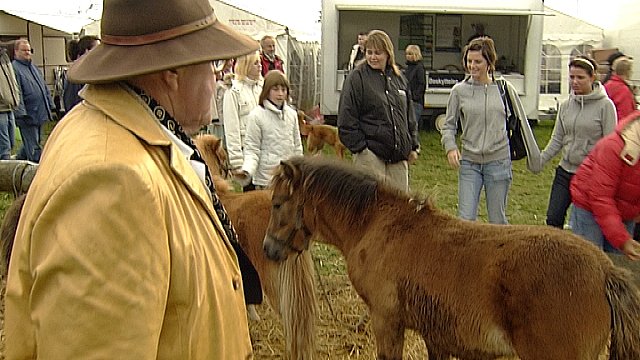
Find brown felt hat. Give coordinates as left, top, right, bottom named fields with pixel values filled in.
left=68, top=0, right=259, bottom=84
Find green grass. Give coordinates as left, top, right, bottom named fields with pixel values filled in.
left=410, top=120, right=556, bottom=225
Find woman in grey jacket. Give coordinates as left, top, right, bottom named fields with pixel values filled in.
left=441, top=37, right=527, bottom=224
left=538, top=56, right=616, bottom=228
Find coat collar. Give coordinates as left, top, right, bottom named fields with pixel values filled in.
left=80, top=83, right=218, bottom=219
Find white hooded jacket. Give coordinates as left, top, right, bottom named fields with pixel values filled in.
left=241, top=100, right=303, bottom=186
left=222, top=77, right=262, bottom=169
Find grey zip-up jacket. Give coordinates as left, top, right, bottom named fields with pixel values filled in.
left=540, top=82, right=616, bottom=173
left=441, top=77, right=541, bottom=171
left=441, top=77, right=512, bottom=163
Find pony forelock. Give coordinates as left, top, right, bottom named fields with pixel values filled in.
left=277, top=157, right=391, bottom=225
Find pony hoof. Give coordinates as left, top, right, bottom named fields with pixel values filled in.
left=354, top=311, right=369, bottom=333
left=247, top=305, right=261, bottom=321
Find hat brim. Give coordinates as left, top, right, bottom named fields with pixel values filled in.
left=68, top=20, right=259, bottom=84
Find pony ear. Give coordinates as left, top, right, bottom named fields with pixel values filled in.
left=280, top=160, right=296, bottom=179
left=214, top=138, right=227, bottom=164
left=280, top=160, right=302, bottom=195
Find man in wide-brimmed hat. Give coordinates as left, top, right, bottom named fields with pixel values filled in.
left=5, top=0, right=259, bottom=358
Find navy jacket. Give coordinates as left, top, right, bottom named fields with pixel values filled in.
left=338, top=63, right=419, bottom=163
left=404, top=60, right=426, bottom=104
left=12, top=59, right=53, bottom=126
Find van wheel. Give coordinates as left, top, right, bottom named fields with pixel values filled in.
left=435, top=114, right=447, bottom=132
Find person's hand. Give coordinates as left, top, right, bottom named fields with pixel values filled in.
left=620, top=238, right=640, bottom=261
left=527, top=157, right=544, bottom=174
left=408, top=150, right=418, bottom=165
left=446, top=149, right=460, bottom=169
left=232, top=170, right=251, bottom=187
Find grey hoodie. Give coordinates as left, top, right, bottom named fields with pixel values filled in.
left=540, top=82, right=616, bottom=173
left=441, top=77, right=512, bottom=163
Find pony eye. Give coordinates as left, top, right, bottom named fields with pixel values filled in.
left=272, top=204, right=281, bottom=210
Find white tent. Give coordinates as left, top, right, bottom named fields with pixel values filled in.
left=539, top=7, right=605, bottom=113
left=544, top=7, right=604, bottom=48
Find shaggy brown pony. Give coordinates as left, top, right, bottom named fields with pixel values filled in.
left=195, top=134, right=317, bottom=360
left=263, top=156, right=640, bottom=360
left=297, top=110, right=346, bottom=159
left=0, top=136, right=317, bottom=360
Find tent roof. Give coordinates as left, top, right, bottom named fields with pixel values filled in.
left=1, top=8, right=93, bottom=34
left=544, top=7, right=604, bottom=45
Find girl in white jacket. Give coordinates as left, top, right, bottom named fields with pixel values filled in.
left=237, top=70, right=303, bottom=188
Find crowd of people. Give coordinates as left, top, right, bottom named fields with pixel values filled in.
left=0, top=1, right=639, bottom=356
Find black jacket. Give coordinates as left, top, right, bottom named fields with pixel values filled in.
left=338, top=64, right=419, bottom=163
left=404, top=60, right=426, bottom=103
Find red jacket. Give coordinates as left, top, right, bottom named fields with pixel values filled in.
left=260, top=52, right=284, bottom=77
left=604, top=74, right=636, bottom=122
left=571, top=110, right=640, bottom=249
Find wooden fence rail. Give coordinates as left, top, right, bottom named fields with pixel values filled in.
left=0, top=161, right=38, bottom=195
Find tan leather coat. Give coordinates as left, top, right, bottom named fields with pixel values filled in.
left=5, top=83, right=253, bottom=359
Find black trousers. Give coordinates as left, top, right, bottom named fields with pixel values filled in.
left=546, top=166, right=574, bottom=228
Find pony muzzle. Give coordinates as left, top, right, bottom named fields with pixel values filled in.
left=263, top=234, right=290, bottom=262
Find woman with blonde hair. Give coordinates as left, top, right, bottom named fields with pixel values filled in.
left=223, top=51, right=262, bottom=190
left=338, top=30, right=420, bottom=193
left=604, top=56, right=636, bottom=121
left=404, top=44, right=426, bottom=130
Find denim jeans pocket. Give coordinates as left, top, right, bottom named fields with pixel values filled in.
left=484, top=158, right=512, bottom=182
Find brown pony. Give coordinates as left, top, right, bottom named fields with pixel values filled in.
left=263, top=156, right=640, bottom=360
left=0, top=136, right=318, bottom=360
left=194, top=134, right=317, bottom=360
left=297, top=110, right=347, bottom=159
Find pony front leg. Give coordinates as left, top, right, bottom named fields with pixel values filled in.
left=370, top=312, right=404, bottom=360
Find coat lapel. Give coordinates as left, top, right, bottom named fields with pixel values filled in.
left=80, top=83, right=225, bottom=236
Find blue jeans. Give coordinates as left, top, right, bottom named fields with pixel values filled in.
left=571, top=205, right=633, bottom=254
left=458, top=158, right=512, bottom=224
left=0, top=112, right=15, bottom=160
left=413, top=102, right=423, bottom=130
left=16, top=123, right=42, bottom=163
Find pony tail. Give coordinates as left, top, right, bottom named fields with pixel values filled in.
left=277, top=250, right=317, bottom=360
left=605, top=266, right=640, bottom=359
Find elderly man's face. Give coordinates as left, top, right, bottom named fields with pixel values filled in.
left=262, top=38, right=276, bottom=57
left=172, top=62, right=216, bottom=134
left=15, top=42, right=32, bottom=62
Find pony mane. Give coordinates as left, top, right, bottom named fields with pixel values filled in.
left=275, top=157, right=413, bottom=225
left=194, top=134, right=232, bottom=194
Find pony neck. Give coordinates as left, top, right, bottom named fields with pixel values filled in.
left=212, top=174, right=232, bottom=194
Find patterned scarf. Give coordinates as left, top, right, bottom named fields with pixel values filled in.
left=128, top=85, right=238, bottom=245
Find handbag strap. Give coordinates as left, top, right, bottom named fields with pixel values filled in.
left=497, top=79, right=515, bottom=129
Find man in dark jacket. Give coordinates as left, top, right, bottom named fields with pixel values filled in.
left=12, top=39, right=54, bottom=162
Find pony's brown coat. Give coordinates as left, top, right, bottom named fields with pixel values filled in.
left=264, top=156, right=640, bottom=360
left=297, top=110, right=346, bottom=159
